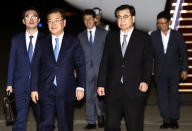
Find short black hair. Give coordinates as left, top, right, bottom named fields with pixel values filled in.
left=47, top=8, right=66, bottom=20
left=83, top=9, right=96, bottom=18
left=115, top=4, right=136, bottom=18
left=157, top=11, right=170, bottom=21
left=22, top=6, right=40, bottom=19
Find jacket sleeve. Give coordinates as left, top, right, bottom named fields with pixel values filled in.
left=97, top=34, right=110, bottom=88
left=178, top=32, right=188, bottom=72
left=31, top=41, right=41, bottom=91
left=74, top=39, right=86, bottom=89
left=7, top=37, right=17, bottom=86
left=141, top=34, right=154, bottom=85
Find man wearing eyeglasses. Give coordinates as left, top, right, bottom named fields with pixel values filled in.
left=97, top=4, right=153, bottom=131
left=151, top=11, right=188, bottom=129
left=31, top=8, right=86, bottom=131
left=6, top=6, right=43, bottom=131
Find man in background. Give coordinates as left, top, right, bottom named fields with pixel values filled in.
left=93, top=7, right=110, bottom=31
left=151, top=11, right=188, bottom=129
left=78, top=9, right=107, bottom=130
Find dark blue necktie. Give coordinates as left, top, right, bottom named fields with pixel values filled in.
left=28, top=36, right=33, bottom=62
left=53, top=38, right=59, bottom=86
left=89, top=31, right=93, bottom=47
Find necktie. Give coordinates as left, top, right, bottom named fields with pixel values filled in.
left=89, top=31, right=93, bottom=47
left=121, top=34, right=128, bottom=57
left=54, top=38, right=59, bottom=61
left=53, top=38, right=59, bottom=86
left=121, top=34, right=128, bottom=83
left=28, top=36, right=33, bottom=62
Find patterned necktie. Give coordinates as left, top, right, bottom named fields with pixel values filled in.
left=89, top=31, right=93, bottom=47
left=121, top=34, right=128, bottom=83
left=122, top=34, right=128, bottom=57
left=28, top=36, right=33, bottom=62
left=53, top=38, right=59, bottom=86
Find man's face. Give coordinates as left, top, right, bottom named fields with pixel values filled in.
left=23, top=10, right=40, bottom=29
left=157, top=18, right=170, bottom=32
left=47, top=12, right=66, bottom=37
left=95, top=14, right=101, bottom=22
left=116, top=9, right=135, bottom=33
left=83, top=15, right=95, bottom=29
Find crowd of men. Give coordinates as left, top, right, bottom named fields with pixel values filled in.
left=6, top=4, right=188, bottom=131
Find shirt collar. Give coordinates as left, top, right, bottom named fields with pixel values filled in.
left=161, top=29, right=171, bottom=36
left=120, top=27, right=134, bottom=37
left=26, top=31, right=38, bottom=38
left=87, top=26, right=96, bottom=33
left=52, top=32, right=64, bottom=40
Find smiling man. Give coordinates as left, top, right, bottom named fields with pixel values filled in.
left=78, top=9, right=107, bottom=130
left=30, top=8, right=86, bottom=131
left=97, top=4, right=154, bottom=131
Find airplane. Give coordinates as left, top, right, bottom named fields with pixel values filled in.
left=65, top=0, right=167, bottom=32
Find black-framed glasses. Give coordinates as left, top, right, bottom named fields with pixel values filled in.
left=47, top=19, right=63, bottom=24
left=117, top=14, right=131, bottom=20
left=25, top=15, right=38, bottom=20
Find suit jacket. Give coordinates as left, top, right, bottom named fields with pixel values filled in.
left=151, top=30, right=188, bottom=79
left=78, top=27, right=107, bottom=81
left=97, top=28, right=154, bottom=100
left=31, top=33, right=86, bottom=101
left=7, top=32, right=45, bottom=95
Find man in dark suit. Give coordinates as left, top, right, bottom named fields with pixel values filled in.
left=78, top=9, right=107, bottom=130
left=151, top=11, right=188, bottom=129
left=6, top=6, right=43, bottom=131
left=97, top=4, right=153, bottom=131
left=31, top=8, right=86, bottom=131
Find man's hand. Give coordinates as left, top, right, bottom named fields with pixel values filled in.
left=181, top=71, right=188, bottom=80
left=139, top=82, right=148, bottom=92
left=31, top=91, right=39, bottom=104
left=76, top=89, right=84, bottom=101
left=97, top=87, right=105, bottom=96
left=6, top=86, right=13, bottom=95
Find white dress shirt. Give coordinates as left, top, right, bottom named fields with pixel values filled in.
left=120, top=27, right=134, bottom=48
left=26, top=31, right=38, bottom=53
left=87, top=26, right=96, bottom=43
left=51, top=32, right=84, bottom=91
left=51, top=32, right=64, bottom=51
left=161, top=29, right=170, bottom=54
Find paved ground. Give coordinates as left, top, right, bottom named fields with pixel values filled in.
left=0, top=99, right=192, bottom=131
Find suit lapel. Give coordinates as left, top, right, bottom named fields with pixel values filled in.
left=21, top=32, right=31, bottom=64
left=124, top=29, right=136, bottom=58
left=84, top=30, right=91, bottom=48
left=165, top=30, right=173, bottom=55
left=92, top=27, right=99, bottom=48
left=114, top=31, right=123, bottom=59
left=57, top=34, right=67, bottom=63
left=47, top=35, right=57, bottom=63
left=157, top=31, right=165, bottom=55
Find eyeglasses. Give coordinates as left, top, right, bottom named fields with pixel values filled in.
left=47, top=19, right=63, bottom=24
left=157, top=22, right=169, bottom=25
left=25, top=15, right=38, bottom=20
left=117, top=14, right=131, bottom=20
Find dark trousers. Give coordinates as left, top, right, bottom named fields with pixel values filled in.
left=13, top=94, right=40, bottom=131
left=39, top=87, right=74, bottom=131
left=156, top=75, right=180, bottom=123
left=105, top=95, right=146, bottom=131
